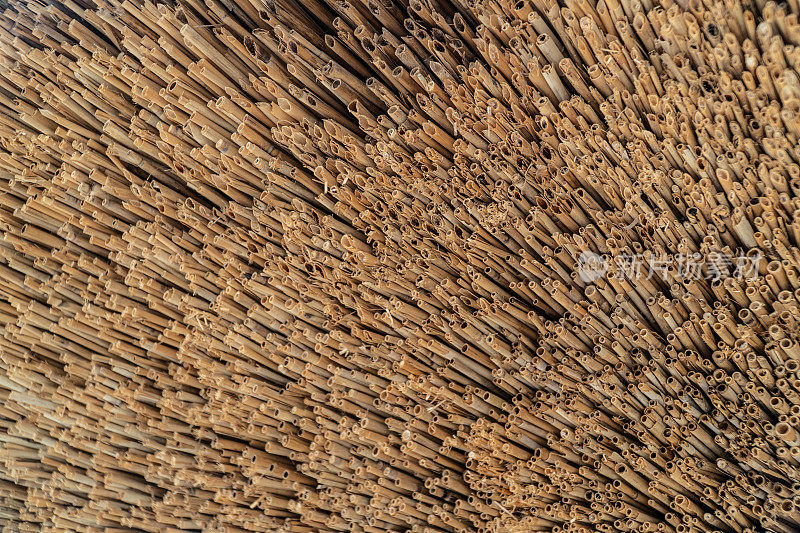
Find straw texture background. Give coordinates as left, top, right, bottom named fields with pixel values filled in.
left=0, top=0, right=797, bottom=531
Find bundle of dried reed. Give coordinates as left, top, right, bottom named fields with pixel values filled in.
left=0, top=0, right=798, bottom=531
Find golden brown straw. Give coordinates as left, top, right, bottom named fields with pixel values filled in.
left=0, top=0, right=797, bottom=531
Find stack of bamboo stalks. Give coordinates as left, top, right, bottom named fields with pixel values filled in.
left=0, top=0, right=798, bottom=530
